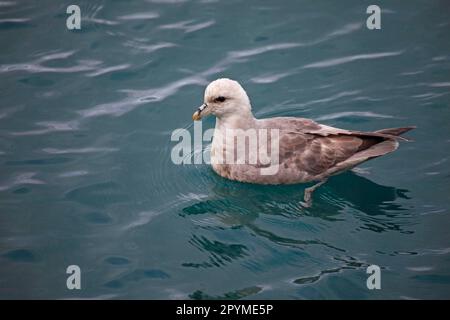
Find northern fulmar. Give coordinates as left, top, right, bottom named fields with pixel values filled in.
left=192, top=78, right=414, bottom=206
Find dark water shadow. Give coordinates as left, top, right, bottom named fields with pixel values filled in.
left=179, top=170, right=413, bottom=269
left=182, top=169, right=411, bottom=224
left=327, top=171, right=410, bottom=216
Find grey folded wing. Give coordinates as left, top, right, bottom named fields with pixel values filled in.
left=273, top=118, right=406, bottom=180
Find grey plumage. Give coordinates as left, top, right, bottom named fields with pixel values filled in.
left=193, top=78, right=415, bottom=205
left=212, top=117, right=414, bottom=185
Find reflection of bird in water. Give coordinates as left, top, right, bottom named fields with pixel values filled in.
left=192, top=78, right=415, bottom=206
left=327, top=171, right=410, bottom=216
left=181, top=170, right=412, bottom=234
left=179, top=171, right=412, bottom=287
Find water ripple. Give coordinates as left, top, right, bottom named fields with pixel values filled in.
left=302, top=51, right=404, bottom=69
left=83, top=4, right=119, bottom=26
left=250, top=22, right=364, bottom=83
left=429, top=82, right=450, bottom=88
left=0, top=105, right=22, bottom=121
left=0, top=172, right=44, bottom=192
left=250, top=71, right=295, bottom=84
left=331, top=22, right=362, bottom=35
left=315, top=111, right=395, bottom=121
left=258, top=90, right=360, bottom=116
left=84, top=17, right=119, bottom=26
left=159, top=19, right=215, bottom=33
left=0, top=18, right=30, bottom=23
left=123, top=41, right=176, bottom=53
left=58, top=170, right=89, bottom=178
left=0, top=1, right=16, bottom=7
left=118, top=12, right=159, bottom=21
left=229, top=43, right=301, bottom=59
left=86, top=64, right=131, bottom=77
left=42, top=147, right=118, bottom=155
left=10, top=121, right=79, bottom=136
left=79, top=76, right=206, bottom=118
left=0, top=51, right=101, bottom=74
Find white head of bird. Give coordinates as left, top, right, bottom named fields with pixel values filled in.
left=192, top=78, right=254, bottom=126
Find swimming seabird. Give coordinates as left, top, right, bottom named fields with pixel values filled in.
left=192, top=78, right=414, bottom=206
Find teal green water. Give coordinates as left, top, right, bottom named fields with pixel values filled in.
left=1, top=0, right=449, bottom=299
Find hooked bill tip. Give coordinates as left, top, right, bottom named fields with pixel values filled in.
left=192, top=111, right=201, bottom=121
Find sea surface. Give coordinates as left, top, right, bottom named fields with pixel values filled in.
left=1, top=0, right=449, bottom=299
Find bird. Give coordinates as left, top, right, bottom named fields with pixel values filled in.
left=192, top=78, right=415, bottom=206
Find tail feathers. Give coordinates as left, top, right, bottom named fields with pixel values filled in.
left=376, top=126, right=416, bottom=141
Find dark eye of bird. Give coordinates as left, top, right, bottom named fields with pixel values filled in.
left=215, top=96, right=226, bottom=103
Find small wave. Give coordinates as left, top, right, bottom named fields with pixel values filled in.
left=250, top=71, right=296, bottom=84
left=302, top=51, right=403, bottom=69
left=256, top=91, right=360, bottom=115
left=325, top=22, right=362, bottom=38
left=400, top=70, right=424, bottom=76
left=412, top=92, right=447, bottom=100
left=78, top=99, right=142, bottom=119
left=248, top=22, right=364, bottom=84
left=0, top=172, right=45, bottom=192
left=0, top=1, right=16, bottom=7
left=83, top=4, right=119, bottom=26
left=0, top=18, right=30, bottom=23
left=122, top=211, right=160, bottom=230
left=84, top=17, right=119, bottom=26
left=58, top=170, right=89, bottom=178
left=0, top=50, right=101, bottom=74
left=79, top=76, right=206, bottom=118
left=432, top=56, right=448, bottom=62
left=123, top=41, right=176, bottom=53
left=42, top=147, right=118, bottom=154
left=351, top=96, right=385, bottom=102
left=0, top=105, right=22, bottom=120
left=292, top=255, right=371, bottom=286
left=299, top=91, right=360, bottom=108
left=158, top=19, right=215, bottom=33
left=86, top=64, right=131, bottom=77
left=229, top=43, right=300, bottom=59
left=315, top=111, right=395, bottom=121
left=407, top=266, right=434, bottom=272
left=118, top=12, right=159, bottom=20
left=422, top=247, right=450, bottom=256
left=10, top=121, right=79, bottom=136
left=429, top=82, right=450, bottom=88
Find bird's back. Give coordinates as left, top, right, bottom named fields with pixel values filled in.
left=211, top=116, right=414, bottom=184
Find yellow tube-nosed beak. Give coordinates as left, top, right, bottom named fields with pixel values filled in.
left=192, top=103, right=207, bottom=121
left=192, top=110, right=202, bottom=121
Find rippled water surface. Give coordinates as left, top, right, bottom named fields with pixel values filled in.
left=1, top=0, right=450, bottom=299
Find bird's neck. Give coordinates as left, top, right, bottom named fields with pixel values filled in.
left=215, top=110, right=256, bottom=130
